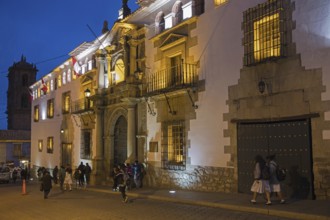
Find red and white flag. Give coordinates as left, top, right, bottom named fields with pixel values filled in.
left=72, top=56, right=82, bottom=76
left=41, top=78, right=48, bottom=94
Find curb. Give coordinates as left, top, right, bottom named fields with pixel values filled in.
left=88, top=187, right=330, bottom=220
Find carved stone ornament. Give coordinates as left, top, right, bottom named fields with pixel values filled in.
left=137, top=0, right=156, bottom=7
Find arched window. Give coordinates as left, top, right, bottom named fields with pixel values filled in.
left=172, top=1, right=183, bottom=26
left=155, top=11, right=165, bottom=34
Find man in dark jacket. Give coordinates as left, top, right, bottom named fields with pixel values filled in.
left=42, top=171, right=52, bottom=199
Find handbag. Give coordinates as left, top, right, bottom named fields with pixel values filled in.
left=40, top=183, right=44, bottom=191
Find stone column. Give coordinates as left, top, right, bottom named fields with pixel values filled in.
left=97, top=55, right=106, bottom=89
left=122, top=98, right=138, bottom=162
left=91, top=107, right=104, bottom=185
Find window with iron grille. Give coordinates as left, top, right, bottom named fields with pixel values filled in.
left=243, top=0, right=290, bottom=66
left=47, top=137, right=54, bottom=154
left=81, top=130, right=91, bottom=159
left=161, top=121, right=186, bottom=170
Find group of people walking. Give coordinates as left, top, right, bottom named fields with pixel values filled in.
left=250, top=154, right=285, bottom=205
left=39, top=162, right=92, bottom=199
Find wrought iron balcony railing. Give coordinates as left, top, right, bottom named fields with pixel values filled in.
left=71, top=98, right=94, bottom=114
left=146, top=63, right=198, bottom=95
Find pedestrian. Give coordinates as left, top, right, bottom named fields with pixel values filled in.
left=266, top=154, right=285, bottom=204
left=59, top=165, right=66, bottom=190
left=12, top=169, right=18, bottom=183
left=41, top=171, right=52, bottom=199
left=132, top=160, right=142, bottom=189
left=52, top=165, right=58, bottom=184
left=114, top=167, right=128, bottom=203
left=63, top=165, right=73, bottom=191
left=250, top=155, right=272, bottom=205
left=78, top=162, right=85, bottom=187
left=111, top=167, right=118, bottom=191
left=73, top=168, right=80, bottom=189
left=85, top=163, right=92, bottom=187
left=20, top=167, right=27, bottom=181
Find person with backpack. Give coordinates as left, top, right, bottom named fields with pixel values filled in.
left=250, top=155, right=272, bottom=205
left=266, top=154, right=285, bottom=204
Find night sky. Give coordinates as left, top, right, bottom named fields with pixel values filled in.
left=0, top=0, right=139, bottom=129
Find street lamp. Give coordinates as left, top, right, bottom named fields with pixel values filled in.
left=84, top=88, right=91, bottom=97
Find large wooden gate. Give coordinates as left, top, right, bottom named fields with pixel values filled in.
left=237, top=119, right=314, bottom=199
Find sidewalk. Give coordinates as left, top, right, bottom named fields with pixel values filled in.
left=88, top=185, right=330, bottom=220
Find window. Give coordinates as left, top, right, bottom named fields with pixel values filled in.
left=47, top=137, right=54, bottom=153
left=57, top=75, right=62, bottom=88
left=38, top=140, right=43, bottom=152
left=47, top=99, right=54, bottom=118
left=243, top=0, right=288, bottom=66
left=81, top=130, right=91, bottom=159
left=34, top=105, right=39, bottom=122
left=161, top=121, right=186, bottom=170
left=67, top=70, right=71, bottom=82
left=62, top=92, right=70, bottom=114
left=50, top=79, right=54, bottom=91
left=214, top=0, right=228, bottom=6
left=13, top=144, right=22, bottom=157
left=63, top=72, right=66, bottom=84
left=155, top=11, right=165, bottom=34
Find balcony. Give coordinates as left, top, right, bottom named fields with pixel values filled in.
left=71, top=98, right=94, bottom=114
left=146, top=63, right=198, bottom=95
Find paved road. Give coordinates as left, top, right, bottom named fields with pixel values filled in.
left=0, top=182, right=290, bottom=220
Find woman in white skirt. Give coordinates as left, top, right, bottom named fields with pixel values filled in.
left=267, top=154, right=285, bottom=204
left=63, top=166, right=73, bottom=191
left=250, top=155, right=272, bottom=205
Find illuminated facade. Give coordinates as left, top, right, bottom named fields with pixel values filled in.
left=30, top=0, right=330, bottom=199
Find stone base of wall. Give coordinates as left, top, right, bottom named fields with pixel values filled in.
left=143, top=164, right=235, bottom=193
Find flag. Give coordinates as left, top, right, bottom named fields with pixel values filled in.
left=41, top=78, right=48, bottom=94
left=28, top=88, right=33, bottom=102
left=72, top=56, right=82, bottom=76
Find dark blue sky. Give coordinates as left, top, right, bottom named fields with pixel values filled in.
left=0, top=0, right=139, bottom=129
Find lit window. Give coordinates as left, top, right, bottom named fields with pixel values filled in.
left=47, top=137, right=54, bottom=154
left=57, top=75, right=62, bottom=87
left=63, top=72, right=66, bottom=84
left=62, top=92, right=70, bottom=114
left=67, top=70, right=71, bottom=82
left=243, top=0, right=288, bottom=66
left=161, top=121, right=186, bottom=170
left=254, top=13, right=280, bottom=62
left=34, top=105, right=39, bottom=122
left=50, top=79, right=54, bottom=91
left=38, top=140, right=43, bottom=152
left=47, top=99, right=54, bottom=118
left=214, top=0, right=228, bottom=6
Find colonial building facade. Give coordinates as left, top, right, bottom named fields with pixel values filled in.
left=30, top=0, right=330, bottom=199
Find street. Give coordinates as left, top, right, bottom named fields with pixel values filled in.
left=0, top=181, right=291, bottom=220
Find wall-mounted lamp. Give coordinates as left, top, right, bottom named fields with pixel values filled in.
left=258, top=79, right=266, bottom=94
left=84, top=88, right=91, bottom=97
left=134, top=68, right=143, bottom=80
left=60, top=129, right=64, bottom=134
